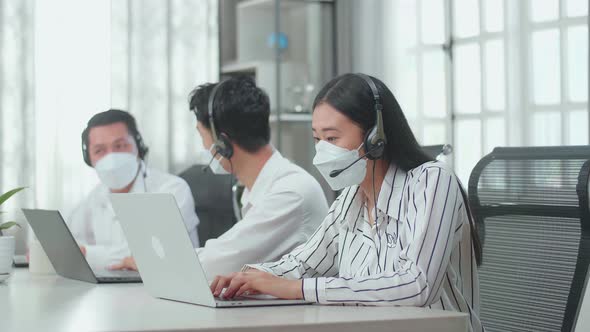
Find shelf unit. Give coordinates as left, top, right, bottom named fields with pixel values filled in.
left=269, top=112, right=312, bottom=123
left=219, top=0, right=336, bottom=201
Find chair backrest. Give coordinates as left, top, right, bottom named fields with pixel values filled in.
left=422, top=144, right=445, bottom=159
left=468, top=146, right=590, bottom=332
left=574, top=267, right=590, bottom=331
left=232, top=183, right=245, bottom=221
left=422, top=144, right=453, bottom=161
left=178, top=165, right=238, bottom=245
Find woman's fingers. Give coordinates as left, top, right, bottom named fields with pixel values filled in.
left=209, top=275, right=222, bottom=293
left=234, top=282, right=253, bottom=298
left=223, top=274, right=248, bottom=298
left=210, top=271, right=268, bottom=298
left=212, top=274, right=235, bottom=297
left=214, top=277, right=231, bottom=297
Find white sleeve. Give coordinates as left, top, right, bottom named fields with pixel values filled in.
left=67, top=195, right=131, bottom=269
left=196, top=189, right=306, bottom=280
left=84, top=245, right=128, bottom=269
left=86, top=221, right=131, bottom=269
left=162, top=178, right=200, bottom=248
left=67, top=200, right=93, bottom=245
left=244, top=189, right=354, bottom=280
left=300, top=168, right=462, bottom=306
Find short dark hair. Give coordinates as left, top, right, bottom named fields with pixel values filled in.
left=81, top=109, right=148, bottom=165
left=188, top=76, right=271, bottom=153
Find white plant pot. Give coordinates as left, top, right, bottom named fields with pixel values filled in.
left=0, top=236, right=15, bottom=283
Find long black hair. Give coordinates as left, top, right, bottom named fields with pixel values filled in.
left=312, top=73, right=483, bottom=266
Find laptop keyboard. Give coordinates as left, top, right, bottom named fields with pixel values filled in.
left=96, top=270, right=141, bottom=281
left=215, top=294, right=278, bottom=302
left=215, top=295, right=248, bottom=302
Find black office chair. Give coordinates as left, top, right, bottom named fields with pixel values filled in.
left=232, top=183, right=245, bottom=221
left=178, top=165, right=238, bottom=246
left=468, top=146, right=590, bottom=332
left=573, top=267, right=590, bottom=331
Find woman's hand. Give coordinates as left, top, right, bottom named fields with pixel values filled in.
left=210, top=270, right=303, bottom=300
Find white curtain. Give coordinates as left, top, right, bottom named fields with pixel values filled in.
left=0, top=0, right=218, bottom=246
left=35, top=0, right=113, bottom=213
left=0, top=0, right=35, bottom=249
left=111, top=0, right=218, bottom=174
left=0, top=0, right=35, bottom=202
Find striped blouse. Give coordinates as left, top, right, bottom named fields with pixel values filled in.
left=247, top=161, right=483, bottom=332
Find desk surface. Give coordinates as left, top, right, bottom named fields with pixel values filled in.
left=1, top=269, right=468, bottom=332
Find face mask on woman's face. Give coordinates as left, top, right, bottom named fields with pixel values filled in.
left=313, top=140, right=367, bottom=191
left=94, top=152, right=140, bottom=190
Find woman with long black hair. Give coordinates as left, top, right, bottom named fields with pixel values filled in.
left=211, top=73, right=484, bottom=332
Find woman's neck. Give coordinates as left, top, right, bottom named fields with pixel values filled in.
left=360, top=159, right=390, bottom=216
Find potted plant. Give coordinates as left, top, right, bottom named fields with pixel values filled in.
left=0, top=187, right=25, bottom=283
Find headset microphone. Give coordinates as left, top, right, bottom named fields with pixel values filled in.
left=329, top=141, right=384, bottom=178
left=202, top=150, right=220, bottom=173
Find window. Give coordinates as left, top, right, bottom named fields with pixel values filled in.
left=392, top=0, right=588, bottom=182
left=526, top=0, right=588, bottom=146
left=452, top=0, right=507, bottom=182
left=393, top=0, right=452, bottom=154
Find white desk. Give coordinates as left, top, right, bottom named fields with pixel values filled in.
left=1, top=269, right=468, bottom=332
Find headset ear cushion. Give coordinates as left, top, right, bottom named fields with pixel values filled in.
left=82, top=144, right=91, bottom=166
left=81, top=128, right=92, bottom=166
left=133, top=133, right=149, bottom=160
left=217, top=133, right=234, bottom=159
left=364, top=126, right=385, bottom=160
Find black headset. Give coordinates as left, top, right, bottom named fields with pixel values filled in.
left=206, top=81, right=234, bottom=160
left=356, top=73, right=387, bottom=160
left=81, top=112, right=149, bottom=167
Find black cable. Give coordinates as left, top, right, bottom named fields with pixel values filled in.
left=142, top=160, right=148, bottom=192
left=372, top=160, right=383, bottom=273
left=229, top=158, right=234, bottom=200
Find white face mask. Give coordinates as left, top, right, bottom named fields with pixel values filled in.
left=205, top=146, right=230, bottom=175
left=313, top=140, right=367, bottom=191
left=95, top=152, right=140, bottom=190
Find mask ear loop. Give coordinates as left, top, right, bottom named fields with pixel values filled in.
left=356, top=143, right=365, bottom=153
left=210, top=146, right=228, bottom=170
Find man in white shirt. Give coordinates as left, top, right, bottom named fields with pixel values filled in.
left=189, top=77, right=329, bottom=278
left=112, top=77, right=329, bottom=279
left=68, top=109, right=199, bottom=270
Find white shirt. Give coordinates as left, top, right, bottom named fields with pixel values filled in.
left=196, top=151, right=329, bottom=279
left=68, top=163, right=200, bottom=269
left=248, top=161, right=483, bottom=332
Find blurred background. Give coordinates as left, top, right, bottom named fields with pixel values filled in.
left=0, top=0, right=588, bottom=247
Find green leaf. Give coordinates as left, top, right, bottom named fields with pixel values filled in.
left=0, top=221, right=21, bottom=231
left=0, top=187, right=26, bottom=207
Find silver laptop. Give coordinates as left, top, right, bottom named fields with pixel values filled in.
left=110, top=193, right=311, bottom=308
left=22, top=209, right=141, bottom=284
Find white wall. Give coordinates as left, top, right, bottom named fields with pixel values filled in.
left=346, top=0, right=395, bottom=88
